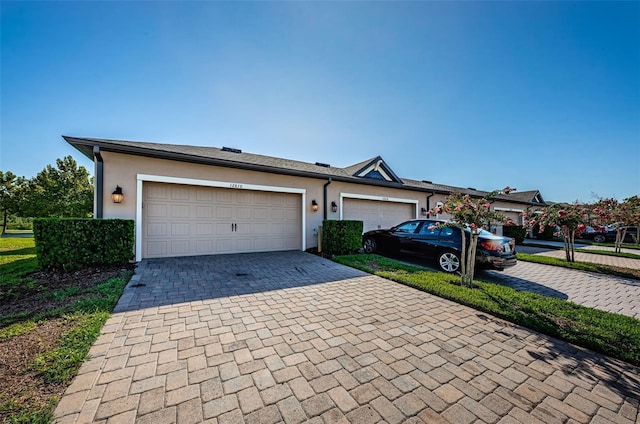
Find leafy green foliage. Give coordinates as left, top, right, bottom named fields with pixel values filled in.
left=334, top=254, right=640, bottom=365
left=0, top=238, right=133, bottom=422
left=428, top=189, right=511, bottom=286
left=33, top=218, right=134, bottom=271
left=322, top=220, right=363, bottom=255
left=532, top=222, right=555, bottom=240
left=502, top=224, right=526, bottom=244
left=31, top=312, right=110, bottom=384
left=18, top=156, right=93, bottom=218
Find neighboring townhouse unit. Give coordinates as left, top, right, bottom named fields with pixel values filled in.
left=64, top=136, right=547, bottom=261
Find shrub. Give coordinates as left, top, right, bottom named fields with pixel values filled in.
left=322, top=220, right=363, bottom=255
left=33, top=219, right=134, bottom=271
left=503, top=225, right=526, bottom=244
left=532, top=222, right=555, bottom=240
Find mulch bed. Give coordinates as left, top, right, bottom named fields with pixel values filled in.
left=0, top=319, right=69, bottom=421
left=0, top=264, right=135, bottom=320
left=0, top=264, right=135, bottom=421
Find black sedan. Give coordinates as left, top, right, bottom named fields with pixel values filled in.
left=362, top=219, right=517, bottom=273
left=580, top=226, right=638, bottom=244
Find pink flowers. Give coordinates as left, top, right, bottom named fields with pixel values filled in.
left=558, top=210, right=568, bottom=218
left=483, top=202, right=491, bottom=210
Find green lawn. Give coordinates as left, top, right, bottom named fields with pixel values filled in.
left=0, top=238, right=133, bottom=423
left=334, top=254, right=640, bottom=366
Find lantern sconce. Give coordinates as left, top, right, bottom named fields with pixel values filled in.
left=311, top=199, right=319, bottom=212
left=421, top=207, right=427, bottom=216
left=111, top=186, right=124, bottom=204
left=331, top=201, right=338, bottom=213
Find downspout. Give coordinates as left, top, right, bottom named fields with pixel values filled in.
left=93, top=146, right=103, bottom=219
left=323, top=178, right=332, bottom=221
left=426, top=192, right=435, bottom=218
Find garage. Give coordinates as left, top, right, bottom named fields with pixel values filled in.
left=342, top=197, right=416, bottom=232
left=143, top=182, right=302, bottom=258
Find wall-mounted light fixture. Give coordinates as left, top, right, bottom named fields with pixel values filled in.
left=111, top=186, right=124, bottom=204
left=421, top=207, right=427, bottom=216
left=331, top=201, right=338, bottom=213
left=311, top=199, right=319, bottom=212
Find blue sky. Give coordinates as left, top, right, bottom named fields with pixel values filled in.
left=1, top=1, right=638, bottom=203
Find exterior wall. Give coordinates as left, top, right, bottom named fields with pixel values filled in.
left=100, top=151, right=536, bottom=251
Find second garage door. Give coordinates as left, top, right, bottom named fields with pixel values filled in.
left=343, top=198, right=415, bottom=232
left=143, top=182, right=301, bottom=258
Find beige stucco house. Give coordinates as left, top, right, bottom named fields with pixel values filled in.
left=65, top=136, right=546, bottom=261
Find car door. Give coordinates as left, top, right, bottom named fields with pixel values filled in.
left=411, top=221, right=444, bottom=258
left=390, top=221, right=422, bottom=254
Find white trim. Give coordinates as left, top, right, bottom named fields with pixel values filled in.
left=493, top=207, right=524, bottom=213
left=356, top=160, right=393, bottom=182
left=135, top=174, right=306, bottom=261
left=339, top=192, right=419, bottom=220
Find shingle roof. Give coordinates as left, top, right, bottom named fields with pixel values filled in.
left=64, top=136, right=546, bottom=206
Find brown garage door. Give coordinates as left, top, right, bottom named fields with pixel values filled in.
left=143, top=182, right=301, bottom=258
left=343, top=198, right=415, bottom=232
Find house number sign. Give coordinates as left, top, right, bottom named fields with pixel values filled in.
left=229, top=183, right=243, bottom=189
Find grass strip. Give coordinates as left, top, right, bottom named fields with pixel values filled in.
left=573, top=249, right=640, bottom=260
left=517, top=253, right=639, bottom=280
left=334, top=254, right=640, bottom=366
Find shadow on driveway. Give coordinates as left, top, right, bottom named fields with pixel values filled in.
left=114, top=251, right=367, bottom=313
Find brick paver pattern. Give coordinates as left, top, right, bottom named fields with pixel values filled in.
left=486, top=247, right=640, bottom=319
left=54, top=251, right=640, bottom=423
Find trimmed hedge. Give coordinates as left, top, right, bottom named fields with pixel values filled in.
left=33, top=219, right=135, bottom=271
left=322, top=220, right=363, bottom=255
left=503, top=225, right=526, bottom=244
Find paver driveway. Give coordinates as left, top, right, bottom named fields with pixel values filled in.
left=54, top=252, right=640, bottom=423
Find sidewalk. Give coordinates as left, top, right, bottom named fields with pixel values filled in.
left=521, top=241, right=640, bottom=267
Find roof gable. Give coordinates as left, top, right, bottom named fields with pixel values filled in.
left=350, top=156, right=402, bottom=184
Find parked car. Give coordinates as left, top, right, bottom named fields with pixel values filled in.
left=580, top=225, right=638, bottom=243
left=362, top=219, right=517, bottom=273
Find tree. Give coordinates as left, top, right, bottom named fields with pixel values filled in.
left=429, top=189, right=510, bottom=287
left=0, top=171, right=26, bottom=233
left=526, top=203, right=588, bottom=262
left=592, top=196, right=640, bottom=252
left=20, top=156, right=93, bottom=218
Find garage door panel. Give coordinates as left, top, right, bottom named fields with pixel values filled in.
left=344, top=198, right=415, bottom=233
left=216, top=206, right=233, bottom=220
left=146, top=203, right=167, bottom=218
left=171, top=186, right=190, bottom=201
left=196, top=223, right=214, bottom=235
left=143, top=182, right=301, bottom=258
left=147, top=185, right=168, bottom=199
left=236, top=206, right=252, bottom=220
left=196, top=206, right=214, bottom=218
left=196, top=240, right=214, bottom=253
left=170, top=240, right=190, bottom=255
left=171, top=223, right=190, bottom=237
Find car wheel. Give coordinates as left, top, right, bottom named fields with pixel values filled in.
left=363, top=237, right=377, bottom=254
left=593, top=234, right=606, bottom=243
left=437, top=250, right=460, bottom=273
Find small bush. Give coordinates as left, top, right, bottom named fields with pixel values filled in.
left=322, top=220, right=363, bottom=255
left=503, top=225, right=526, bottom=244
left=33, top=219, right=134, bottom=271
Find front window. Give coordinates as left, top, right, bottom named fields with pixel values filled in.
left=394, top=221, right=420, bottom=233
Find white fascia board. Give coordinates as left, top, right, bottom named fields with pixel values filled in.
left=135, top=174, right=306, bottom=261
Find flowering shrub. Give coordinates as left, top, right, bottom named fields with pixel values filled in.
left=525, top=203, right=588, bottom=262
left=592, top=196, right=640, bottom=252
left=429, top=189, right=509, bottom=287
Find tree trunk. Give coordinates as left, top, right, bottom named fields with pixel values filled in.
left=460, top=229, right=468, bottom=286
left=2, top=210, right=7, bottom=235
